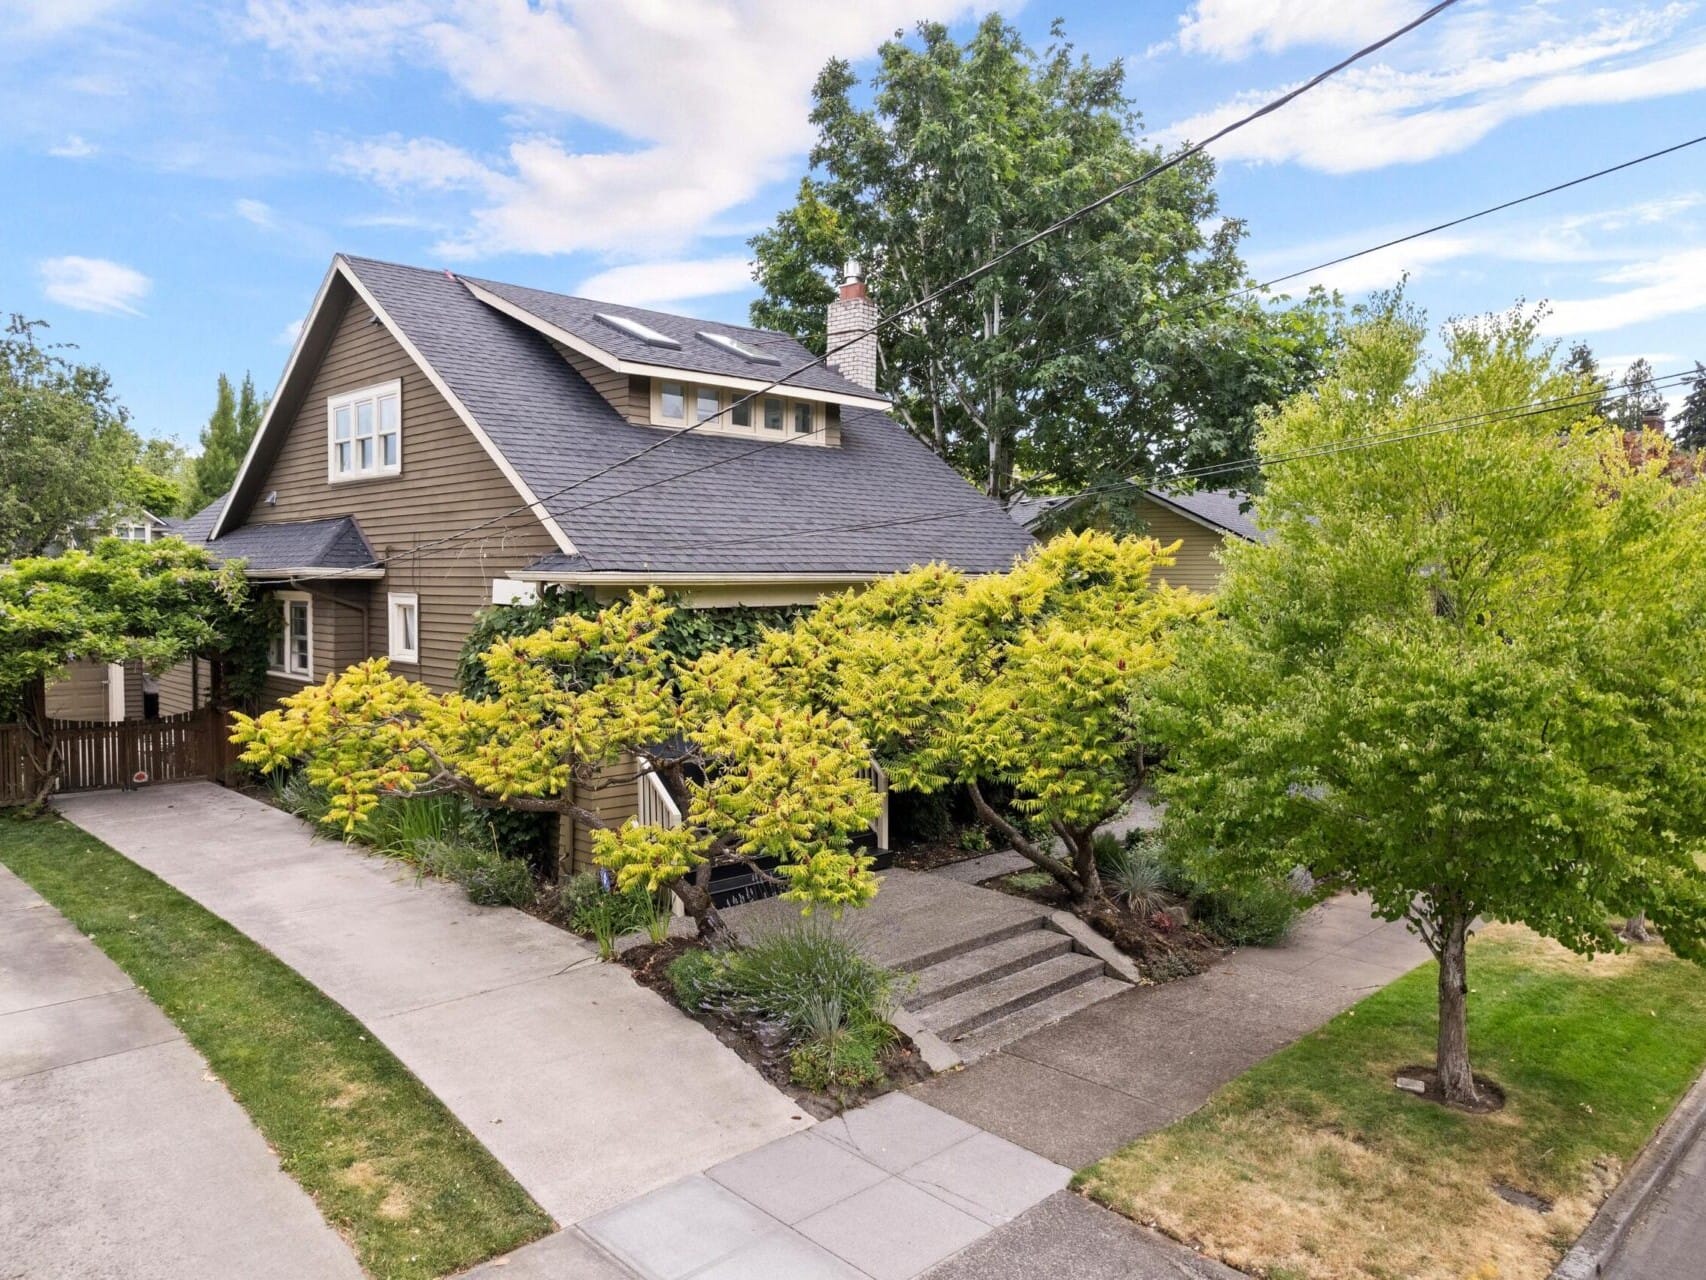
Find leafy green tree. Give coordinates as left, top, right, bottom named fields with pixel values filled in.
left=1609, top=356, right=1666, bottom=431
left=749, top=15, right=1332, bottom=502
left=0, top=316, right=140, bottom=558
left=763, top=532, right=1211, bottom=902
left=0, top=539, right=257, bottom=805
left=233, top=591, right=879, bottom=939
left=186, top=372, right=265, bottom=514
left=1673, top=362, right=1706, bottom=452
left=132, top=436, right=195, bottom=517
left=1147, top=305, right=1706, bottom=1106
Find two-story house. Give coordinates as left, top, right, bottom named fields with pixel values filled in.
left=173, top=253, right=1033, bottom=863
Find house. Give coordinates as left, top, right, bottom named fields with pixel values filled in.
left=1009, top=485, right=1266, bottom=593
left=172, top=253, right=1033, bottom=864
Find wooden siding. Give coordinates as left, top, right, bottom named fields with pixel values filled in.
left=235, top=293, right=560, bottom=693
left=557, top=759, right=642, bottom=874
left=1140, top=500, right=1232, bottom=595
left=43, top=660, right=141, bottom=722
left=554, top=341, right=649, bottom=424
left=157, top=658, right=211, bottom=717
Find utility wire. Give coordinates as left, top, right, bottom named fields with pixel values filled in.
left=427, top=117, right=1705, bottom=558
left=304, top=0, right=1459, bottom=581
left=641, top=372, right=1699, bottom=553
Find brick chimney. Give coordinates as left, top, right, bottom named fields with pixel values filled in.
left=825, top=260, right=879, bottom=391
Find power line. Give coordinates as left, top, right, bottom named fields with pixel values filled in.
left=644, top=372, right=1699, bottom=553
left=423, top=113, right=1704, bottom=558
left=308, top=0, right=1460, bottom=581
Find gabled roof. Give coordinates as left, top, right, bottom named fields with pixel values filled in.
left=170, top=494, right=378, bottom=577
left=464, top=276, right=887, bottom=408
left=1008, top=485, right=1268, bottom=544
left=215, top=255, right=1034, bottom=579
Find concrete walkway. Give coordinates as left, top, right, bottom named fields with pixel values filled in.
left=0, top=865, right=361, bottom=1280
left=465, top=1092, right=1071, bottom=1280
left=55, top=784, right=810, bottom=1225
left=911, top=891, right=1429, bottom=1168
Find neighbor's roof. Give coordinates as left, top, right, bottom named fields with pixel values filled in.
left=214, top=255, right=1031, bottom=578
left=1008, top=485, right=1267, bottom=544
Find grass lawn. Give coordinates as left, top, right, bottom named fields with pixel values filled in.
left=1, top=812, right=552, bottom=1279
left=1076, top=923, right=1706, bottom=1280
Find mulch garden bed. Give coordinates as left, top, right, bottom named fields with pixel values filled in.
left=983, top=869, right=1225, bottom=982
left=889, top=840, right=992, bottom=872
left=619, top=937, right=932, bottom=1120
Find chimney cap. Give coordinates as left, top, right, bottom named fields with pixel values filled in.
left=842, top=258, right=863, bottom=283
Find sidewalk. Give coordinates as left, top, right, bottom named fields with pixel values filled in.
left=55, top=784, right=810, bottom=1225
left=912, top=892, right=1430, bottom=1166
left=0, top=865, right=361, bottom=1280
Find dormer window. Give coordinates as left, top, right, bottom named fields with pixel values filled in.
left=648, top=379, right=826, bottom=444
left=328, top=380, right=401, bottom=482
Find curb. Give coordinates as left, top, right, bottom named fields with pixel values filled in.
left=1551, top=1066, right=1706, bottom=1279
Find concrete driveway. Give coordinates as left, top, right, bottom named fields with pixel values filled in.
left=0, top=865, right=361, bottom=1280
left=56, top=784, right=811, bottom=1225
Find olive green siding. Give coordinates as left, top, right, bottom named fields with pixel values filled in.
left=234, top=292, right=561, bottom=694
left=1139, top=499, right=1233, bottom=595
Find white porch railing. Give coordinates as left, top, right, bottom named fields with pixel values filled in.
left=861, top=758, right=891, bottom=852
left=637, top=765, right=681, bottom=830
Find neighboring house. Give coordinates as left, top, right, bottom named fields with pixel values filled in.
left=171, top=253, right=1033, bottom=865
left=1009, top=485, right=1266, bottom=594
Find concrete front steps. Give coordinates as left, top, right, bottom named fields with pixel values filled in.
left=901, top=918, right=1130, bottom=1062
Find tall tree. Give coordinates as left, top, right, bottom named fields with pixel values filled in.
left=1609, top=356, right=1666, bottom=431
left=0, top=316, right=140, bottom=558
left=1147, top=305, right=1706, bottom=1107
left=749, top=15, right=1333, bottom=502
left=1673, top=362, right=1706, bottom=452
left=186, top=371, right=264, bottom=515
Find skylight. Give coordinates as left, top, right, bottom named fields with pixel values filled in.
left=697, top=330, right=781, bottom=365
left=595, top=312, right=679, bottom=348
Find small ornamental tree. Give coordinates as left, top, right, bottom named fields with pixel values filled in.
left=1146, top=305, right=1706, bottom=1106
left=761, top=532, right=1211, bottom=903
left=0, top=538, right=258, bottom=804
left=232, top=590, right=879, bottom=939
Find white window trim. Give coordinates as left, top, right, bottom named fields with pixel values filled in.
left=327, top=379, right=403, bottom=483
left=387, top=591, right=420, bottom=664
left=647, top=379, right=824, bottom=444
left=269, top=591, right=314, bottom=682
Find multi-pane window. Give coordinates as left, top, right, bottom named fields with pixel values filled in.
left=388, top=592, right=419, bottom=664
left=328, top=380, right=402, bottom=481
left=647, top=380, right=825, bottom=444
left=268, top=593, right=313, bottom=680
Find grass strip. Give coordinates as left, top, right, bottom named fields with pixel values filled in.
left=1077, top=923, right=1706, bottom=1280
left=1, top=812, right=552, bottom=1279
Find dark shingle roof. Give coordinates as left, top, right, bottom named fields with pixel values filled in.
left=172, top=495, right=375, bottom=573
left=340, top=256, right=1034, bottom=577
left=1146, top=488, right=1267, bottom=544
left=464, top=275, right=879, bottom=402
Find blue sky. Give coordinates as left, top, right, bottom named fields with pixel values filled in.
left=4, top=0, right=1705, bottom=449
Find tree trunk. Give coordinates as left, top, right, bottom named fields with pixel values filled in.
left=1065, top=826, right=1104, bottom=906
left=20, top=676, right=60, bottom=811
left=1435, top=913, right=1479, bottom=1105
left=1622, top=911, right=1652, bottom=943
left=964, top=780, right=1082, bottom=896
left=674, top=860, right=733, bottom=945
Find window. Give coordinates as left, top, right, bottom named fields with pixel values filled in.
left=647, top=379, right=828, bottom=444
left=694, top=385, right=721, bottom=426
left=113, top=520, right=151, bottom=543
left=657, top=380, right=685, bottom=423
left=268, top=592, right=313, bottom=680
left=697, top=330, right=780, bottom=365
left=388, top=592, right=419, bottom=664
left=328, top=380, right=402, bottom=481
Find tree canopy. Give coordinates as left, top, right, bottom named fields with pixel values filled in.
left=186, top=372, right=265, bottom=515
left=233, top=590, right=880, bottom=938
left=760, top=531, right=1211, bottom=902
left=1674, top=361, right=1706, bottom=452
left=748, top=15, right=1333, bottom=502
left=1146, top=303, right=1706, bottom=1105
left=0, top=316, right=142, bottom=558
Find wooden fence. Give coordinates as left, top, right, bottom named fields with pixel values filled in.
left=0, top=707, right=235, bottom=805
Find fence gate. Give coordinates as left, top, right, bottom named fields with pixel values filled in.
left=0, top=708, right=233, bottom=804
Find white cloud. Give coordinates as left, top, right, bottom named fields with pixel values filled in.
left=47, top=134, right=96, bottom=158
left=39, top=255, right=151, bottom=315
left=248, top=0, right=991, bottom=258
left=1163, top=5, right=1706, bottom=174
left=576, top=256, right=755, bottom=307
left=277, top=316, right=305, bottom=345
left=1175, top=0, right=1420, bottom=61
left=235, top=197, right=279, bottom=229
left=3, top=0, right=131, bottom=39
left=1541, top=248, right=1706, bottom=336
